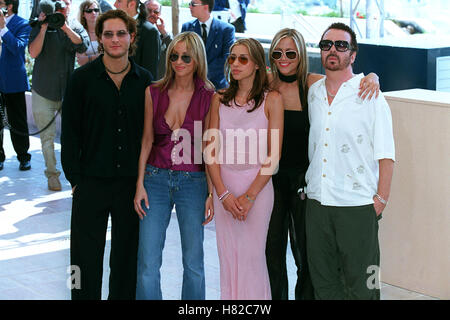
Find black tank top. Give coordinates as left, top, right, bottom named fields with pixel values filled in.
left=278, top=109, right=309, bottom=173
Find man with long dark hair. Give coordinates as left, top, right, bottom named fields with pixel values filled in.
left=114, top=0, right=160, bottom=79
left=61, top=9, right=152, bottom=299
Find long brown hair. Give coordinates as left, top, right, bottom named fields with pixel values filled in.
left=78, top=0, right=100, bottom=30
left=221, top=38, right=269, bottom=113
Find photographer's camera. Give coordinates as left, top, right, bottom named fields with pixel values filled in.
left=29, top=0, right=66, bottom=29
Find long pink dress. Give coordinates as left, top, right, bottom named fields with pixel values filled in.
left=214, top=95, right=273, bottom=300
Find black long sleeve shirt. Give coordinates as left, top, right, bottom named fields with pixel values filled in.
left=61, top=56, right=153, bottom=187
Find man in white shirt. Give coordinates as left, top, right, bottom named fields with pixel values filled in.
left=305, top=22, right=395, bottom=300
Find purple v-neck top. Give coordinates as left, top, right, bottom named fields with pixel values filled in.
left=147, top=76, right=214, bottom=171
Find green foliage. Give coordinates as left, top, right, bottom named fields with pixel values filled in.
left=160, top=0, right=172, bottom=6
left=25, top=51, right=34, bottom=87
left=320, top=11, right=341, bottom=18
left=247, top=7, right=260, bottom=14
left=296, top=9, right=308, bottom=15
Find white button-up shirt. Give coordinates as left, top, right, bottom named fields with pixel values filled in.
left=200, top=15, right=213, bottom=37
left=0, top=14, right=14, bottom=38
left=305, top=73, right=395, bottom=206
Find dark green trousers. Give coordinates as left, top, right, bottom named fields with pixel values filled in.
left=305, top=199, right=381, bottom=300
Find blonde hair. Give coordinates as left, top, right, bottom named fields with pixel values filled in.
left=155, top=31, right=214, bottom=91
left=269, top=28, right=309, bottom=108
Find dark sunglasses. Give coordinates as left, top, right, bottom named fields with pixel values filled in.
left=271, top=50, right=297, bottom=60
left=84, top=8, right=100, bottom=13
left=227, top=54, right=249, bottom=65
left=188, top=1, right=204, bottom=7
left=169, top=53, right=192, bottom=64
left=319, top=40, right=352, bottom=52
left=102, top=30, right=129, bottom=39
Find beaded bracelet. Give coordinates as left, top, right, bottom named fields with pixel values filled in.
left=245, top=194, right=255, bottom=203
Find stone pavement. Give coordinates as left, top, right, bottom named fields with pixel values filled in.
left=0, top=129, right=437, bottom=300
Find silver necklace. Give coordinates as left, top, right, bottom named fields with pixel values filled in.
left=326, top=89, right=336, bottom=98
left=325, top=80, right=336, bottom=98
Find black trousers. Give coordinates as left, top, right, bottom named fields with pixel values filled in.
left=70, top=176, right=139, bottom=300
left=0, top=92, right=31, bottom=162
left=265, top=169, right=315, bottom=300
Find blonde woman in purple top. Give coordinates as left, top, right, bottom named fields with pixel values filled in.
left=134, top=31, right=215, bottom=300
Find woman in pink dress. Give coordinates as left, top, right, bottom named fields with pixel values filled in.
left=206, top=38, right=283, bottom=299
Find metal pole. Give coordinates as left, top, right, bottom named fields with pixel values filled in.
left=350, top=0, right=363, bottom=38
left=366, top=0, right=374, bottom=38
left=350, top=0, right=354, bottom=30
left=376, top=0, right=385, bottom=38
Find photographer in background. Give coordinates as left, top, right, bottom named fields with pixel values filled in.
left=0, top=0, right=32, bottom=171
left=28, top=0, right=88, bottom=191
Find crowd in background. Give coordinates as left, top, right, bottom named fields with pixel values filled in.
left=0, top=0, right=395, bottom=301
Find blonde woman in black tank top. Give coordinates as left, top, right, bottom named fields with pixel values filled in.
left=265, top=28, right=380, bottom=300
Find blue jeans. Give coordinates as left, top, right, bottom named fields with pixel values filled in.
left=136, top=165, right=207, bottom=300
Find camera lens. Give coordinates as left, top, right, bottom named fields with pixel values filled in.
left=47, top=12, right=65, bottom=29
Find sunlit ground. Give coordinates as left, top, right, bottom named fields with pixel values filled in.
left=0, top=129, right=436, bottom=300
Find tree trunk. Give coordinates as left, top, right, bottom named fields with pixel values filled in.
left=172, top=0, right=179, bottom=36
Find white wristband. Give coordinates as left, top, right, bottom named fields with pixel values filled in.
left=375, top=193, right=387, bottom=205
